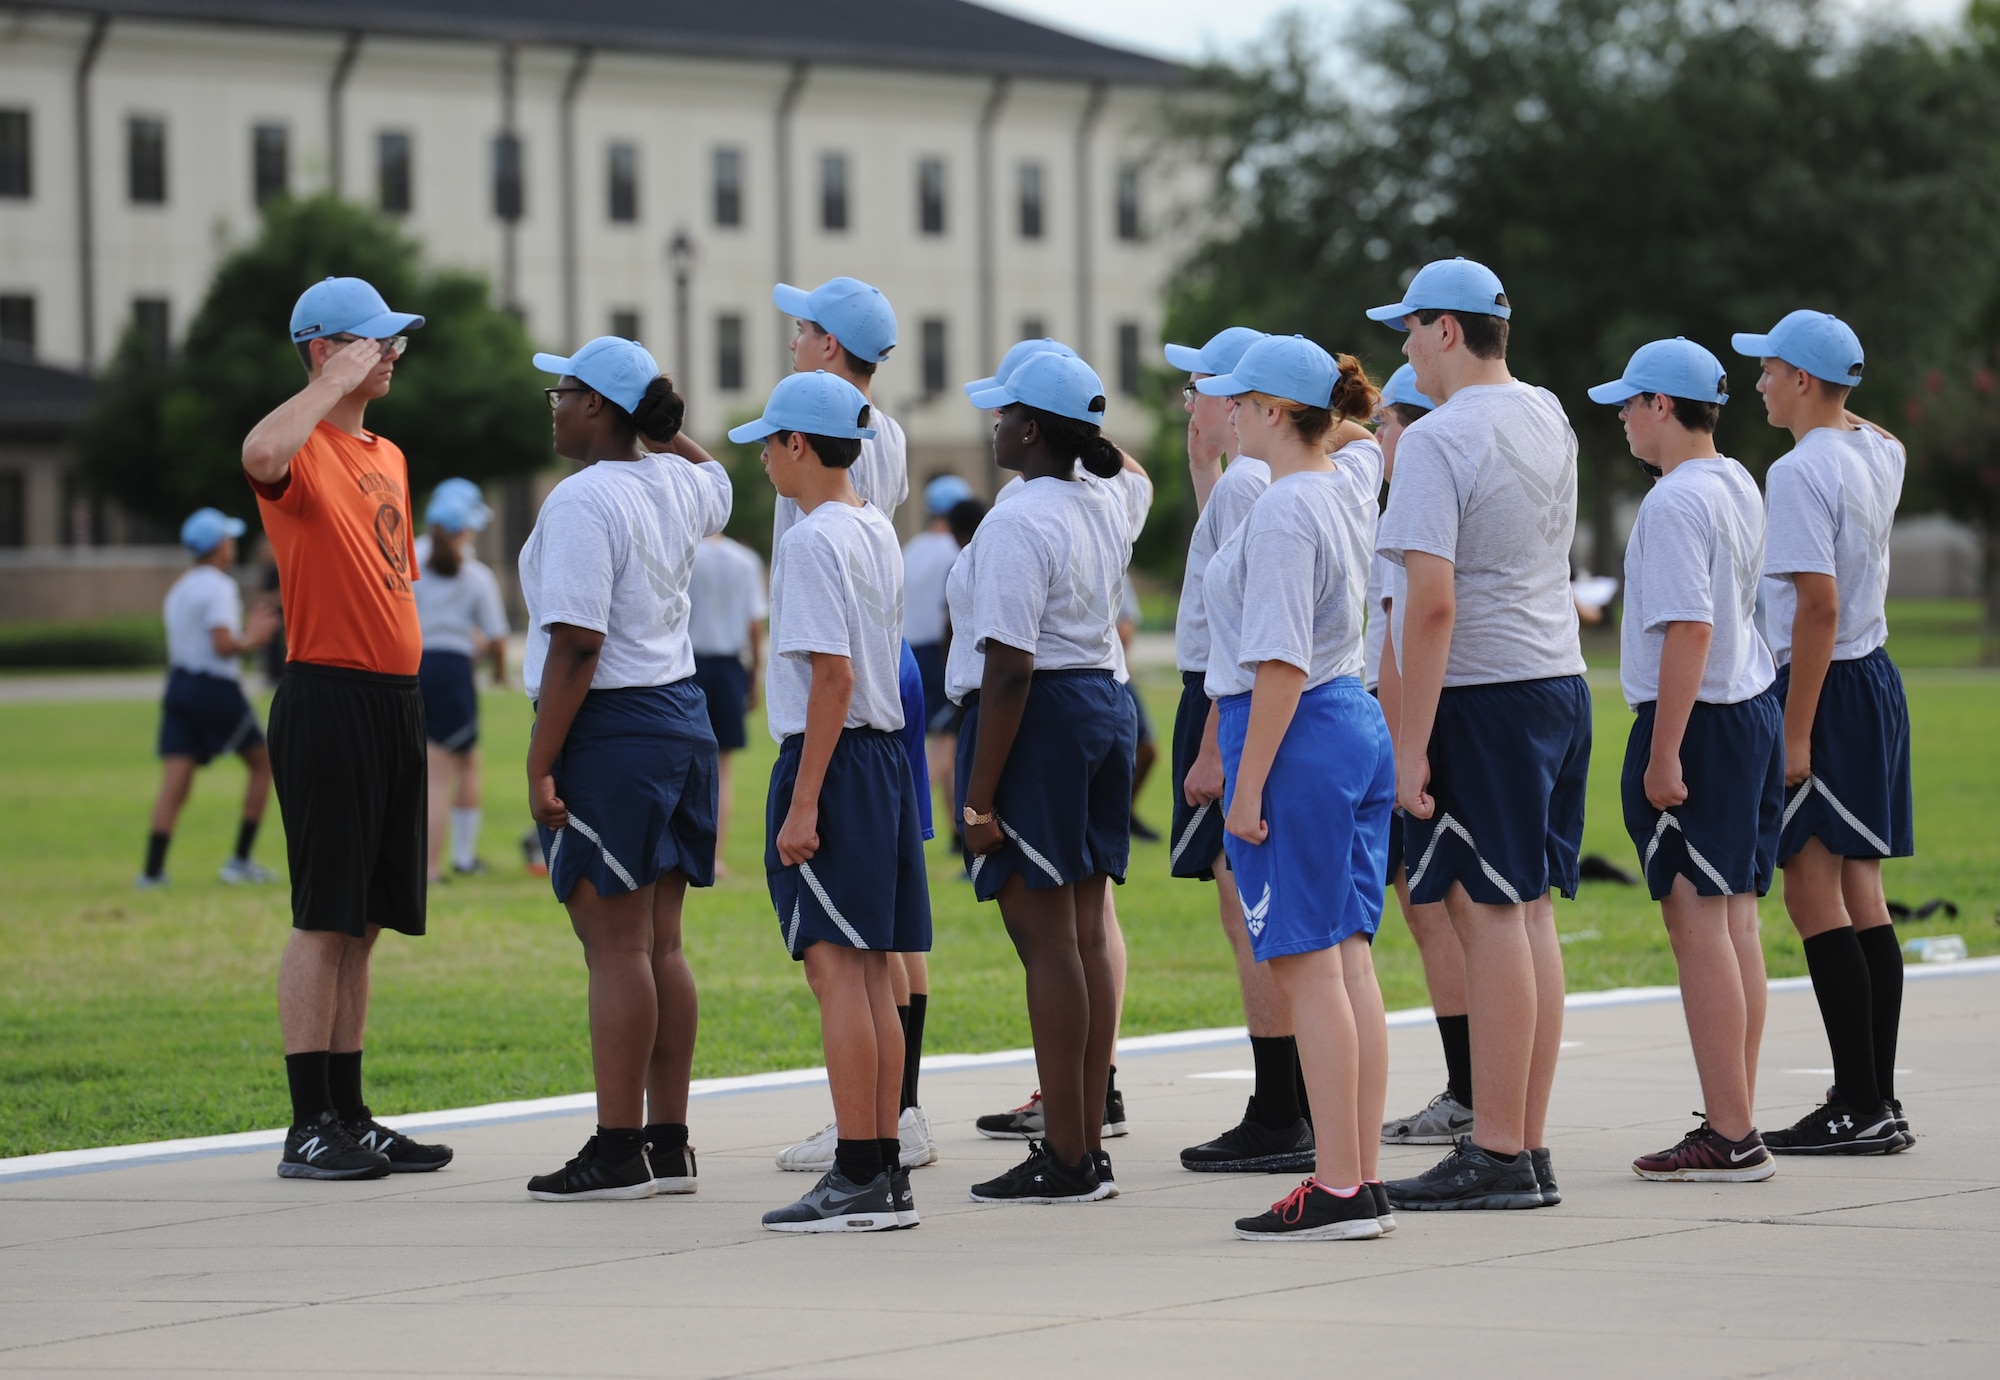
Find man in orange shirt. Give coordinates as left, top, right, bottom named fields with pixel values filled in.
left=242, top=276, right=453, bottom=1180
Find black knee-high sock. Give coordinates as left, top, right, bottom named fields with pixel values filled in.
left=901, top=994, right=927, bottom=1111
left=1855, top=925, right=1904, bottom=1103
left=285, top=1051, right=332, bottom=1125
left=1250, top=1035, right=1301, bottom=1127
left=1802, top=928, right=1881, bottom=1113
left=1293, top=1046, right=1312, bottom=1129
left=143, top=831, right=170, bottom=879
left=234, top=816, right=261, bottom=862
left=1437, top=1014, right=1474, bottom=1108
left=328, top=1050, right=365, bottom=1120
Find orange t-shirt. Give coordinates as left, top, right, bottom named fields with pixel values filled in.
left=251, top=421, right=423, bottom=675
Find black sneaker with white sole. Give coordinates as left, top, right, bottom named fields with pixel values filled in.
left=1368, top=1182, right=1396, bottom=1234
left=343, top=1107, right=453, bottom=1173
left=1888, top=1099, right=1914, bottom=1149
left=526, top=1134, right=657, bottom=1201
left=1103, top=1086, right=1129, bottom=1138
left=1762, top=1100, right=1904, bottom=1156
left=762, top=1168, right=899, bottom=1232
left=1385, top=1137, right=1545, bottom=1210
left=890, top=1164, right=919, bottom=1228
left=1091, top=1149, right=1119, bottom=1198
left=278, top=1111, right=391, bottom=1180
left=1529, top=1146, right=1560, bottom=1205
left=642, top=1132, right=698, bottom=1194
left=1234, top=1178, right=1383, bottom=1242
left=975, top=1090, right=1045, bottom=1140
left=969, top=1141, right=1106, bottom=1204
left=1181, top=1098, right=1316, bottom=1173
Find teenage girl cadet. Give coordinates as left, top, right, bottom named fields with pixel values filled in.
left=520, top=337, right=731, bottom=1201
left=414, top=482, right=510, bottom=883
left=950, top=351, right=1150, bottom=1204
left=1590, top=339, right=1782, bottom=1182
left=1370, top=258, right=1589, bottom=1213
left=1734, top=311, right=1913, bottom=1155
left=139, top=507, right=280, bottom=889
left=1371, top=366, right=1477, bottom=1146
left=687, top=532, right=767, bottom=872
left=905, top=473, right=977, bottom=832
left=1191, top=335, right=1395, bottom=1241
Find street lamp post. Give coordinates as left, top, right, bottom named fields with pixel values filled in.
left=668, top=229, right=695, bottom=395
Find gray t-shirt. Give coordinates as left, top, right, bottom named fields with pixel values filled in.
left=687, top=536, right=767, bottom=659
left=766, top=501, right=906, bottom=741
left=1760, top=425, right=1904, bottom=666
left=1620, top=457, right=1775, bottom=708
left=413, top=542, right=509, bottom=658
left=1174, top=456, right=1271, bottom=673
left=900, top=528, right=959, bottom=646
left=772, top=409, right=909, bottom=551
left=164, top=564, right=242, bottom=679
left=1363, top=552, right=1395, bottom=692
left=1375, top=381, right=1586, bottom=686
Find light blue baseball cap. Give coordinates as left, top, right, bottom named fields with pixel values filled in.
left=1731, top=310, right=1864, bottom=390
left=1379, top=362, right=1436, bottom=412
left=434, top=477, right=485, bottom=507
left=425, top=481, right=493, bottom=533
left=180, top=507, right=245, bottom=556
left=728, top=370, right=878, bottom=443
left=1195, top=334, right=1338, bottom=408
left=1163, top=326, right=1265, bottom=376
left=774, top=277, right=898, bottom=364
left=1588, top=338, right=1730, bottom=406
left=967, top=351, right=1107, bottom=424
left=925, top=474, right=976, bottom=516
left=964, top=337, right=1079, bottom=398
left=1366, top=257, right=1512, bottom=329
left=289, top=276, right=424, bottom=342
left=533, top=336, right=660, bottom=414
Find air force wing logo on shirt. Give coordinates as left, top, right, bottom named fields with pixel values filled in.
left=634, top=526, right=692, bottom=604
left=1068, top=553, right=1113, bottom=629
left=1244, top=883, right=1272, bottom=938
left=851, top=564, right=904, bottom=633
left=1492, top=429, right=1575, bottom=550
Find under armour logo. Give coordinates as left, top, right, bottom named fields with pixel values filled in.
left=1829, top=1115, right=1853, bottom=1135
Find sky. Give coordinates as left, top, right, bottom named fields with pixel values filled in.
left=975, top=0, right=1974, bottom=63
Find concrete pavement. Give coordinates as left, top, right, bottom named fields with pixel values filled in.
left=2, top=970, right=1996, bottom=1377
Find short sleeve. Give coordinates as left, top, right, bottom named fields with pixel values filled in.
left=692, top=460, right=733, bottom=538
left=1114, top=467, right=1154, bottom=544
left=474, top=565, right=511, bottom=639
left=747, top=550, right=770, bottom=619
left=248, top=440, right=316, bottom=512
left=1636, top=497, right=1716, bottom=631
left=772, top=529, right=853, bottom=661
left=532, top=495, right=618, bottom=633
left=1375, top=429, right=1461, bottom=565
left=1762, top=462, right=1837, bottom=579
left=1235, top=510, right=1319, bottom=673
left=970, top=516, right=1052, bottom=657
left=202, top=574, right=242, bottom=631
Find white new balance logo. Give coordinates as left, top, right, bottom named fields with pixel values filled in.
left=298, top=1136, right=327, bottom=1162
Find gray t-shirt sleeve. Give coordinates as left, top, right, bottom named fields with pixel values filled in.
left=1762, top=460, right=1838, bottom=579
left=1634, top=494, right=1717, bottom=630
left=532, top=494, right=617, bottom=633
left=771, top=529, right=854, bottom=662
left=473, top=563, right=511, bottom=640
left=970, top=516, right=1052, bottom=657
left=1374, top=430, right=1461, bottom=564
left=1235, top=509, right=1319, bottom=674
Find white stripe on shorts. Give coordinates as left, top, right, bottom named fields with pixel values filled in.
left=562, top=814, right=638, bottom=891
left=1169, top=802, right=1211, bottom=868
left=1407, top=811, right=1523, bottom=905
left=999, top=820, right=1066, bottom=886
left=1645, top=812, right=1733, bottom=895
left=799, top=862, right=869, bottom=949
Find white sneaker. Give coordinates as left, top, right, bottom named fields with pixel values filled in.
left=899, top=1105, right=939, bottom=1168
left=134, top=873, right=169, bottom=890
left=775, top=1121, right=838, bottom=1173
left=219, top=858, right=277, bottom=885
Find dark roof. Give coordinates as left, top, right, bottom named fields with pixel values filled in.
left=12, top=0, right=1180, bottom=83
left=0, top=353, right=98, bottom=438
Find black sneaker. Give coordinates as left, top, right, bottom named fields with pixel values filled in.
left=1888, top=1099, right=1914, bottom=1150
left=526, top=1135, right=657, bottom=1201
left=1762, top=1100, right=1903, bottom=1156
left=1529, top=1146, right=1560, bottom=1205
left=1130, top=815, right=1162, bottom=842
left=969, top=1141, right=1107, bottom=1204
left=762, top=1168, right=899, bottom=1232
left=890, top=1164, right=919, bottom=1227
left=1384, top=1137, right=1545, bottom=1211
left=1091, top=1149, right=1119, bottom=1198
left=278, top=1111, right=391, bottom=1180
left=1181, top=1098, right=1316, bottom=1173
left=1234, top=1178, right=1383, bottom=1241
left=1368, top=1181, right=1396, bottom=1234
left=975, top=1089, right=1045, bottom=1140
left=343, top=1106, right=453, bottom=1173
left=643, top=1133, right=698, bottom=1194
left=1104, top=1085, right=1129, bottom=1138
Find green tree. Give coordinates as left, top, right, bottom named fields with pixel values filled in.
left=80, top=196, right=551, bottom=530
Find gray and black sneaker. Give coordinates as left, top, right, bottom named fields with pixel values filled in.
left=1381, top=1088, right=1474, bottom=1145
left=1234, top=1178, right=1383, bottom=1242
left=1529, top=1146, right=1560, bottom=1205
left=343, top=1106, right=453, bottom=1173
left=969, top=1140, right=1107, bottom=1204
left=1888, top=1099, right=1914, bottom=1149
left=1368, top=1181, right=1396, bottom=1234
left=890, top=1164, right=919, bottom=1228
left=1091, top=1149, right=1119, bottom=1198
left=763, top=1168, right=899, bottom=1232
left=278, top=1110, right=391, bottom=1181
left=1103, top=1085, right=1129, bottom=1138
left=1763, top=1099, right=1904, bottom=1156
left=1385, top=1137, right=1544, bottom=1211
left=975, top=1089, right=1045, bottom=1140
left=527, top=1135, right=657, bottom=1202
left=1181, top=1098, right=1316, bottom=1173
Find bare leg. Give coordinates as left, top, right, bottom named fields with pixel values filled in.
left=804, top=944, right=893, bottom=1140
left=1446, top=885, right=1541, bottom=1157
left=566, top=878, right=660, bottom=1129
left=1841, top=857, right=1891, bottom=933
left=1662, top=878, right=1753, bottom=1140
left=865, top=954, right=905, bottom=1139
left=646, top=872, right=696, bottom=1126
left=1077, top=875, right=1118, bottom=1154
left=1729, top=894, right=1767, bottom=1115
left=1268, top=946, right=1362, bottom=1187
left=1398, top=874, right=1465, bottom=1016
left=278, top=929, right=351, bottom=1053
left=1781, top=837, right=1849, bottom=938
left=1102, top=888, right=1127, bottom=1048
left=902, top=951, right=929, bottom=997
left=329, top=925, right=380, bottom=1054
left=1217, top=852, right=1290, bottom=1036
left=454, top=746, right=481, bottom=809
left=887, top=951, right=912, bottom=1006
left=927, top=734, right=956, bottom=835
left=425, top=743, right=454, bottom=881
left=1522, top=893, right=1566, bottom=1149
left=1340, top=935, right=1389, bottom=1182
left=240, top=743, right=272, bottom=824
left=148, top=756, right=197, bottom=835
left=997, top=873, right=1091, bottom=1164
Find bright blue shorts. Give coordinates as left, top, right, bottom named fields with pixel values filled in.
left=419, top=650, right=478, bottom=751
left=910, top=641, right=950, bottom=729
left=536, top=680, right=718, bottom=901
left=1622, top=687, right=1784, bottom=900
left=955, top=669, right=1134, bottom=902
left=899, top=640, right=934, bottom=842
left=691, top=654, right=750, bottom=752
left=158, top=668, right=262, bottom=763
left=1168, top=671, right=1225, bottom=880
left=1369, top=686, right=1406, bottom=881
left=1773, top=648, right=1913, bottom=862
left=767, top=727, right=932, bottom=959
left=1218, top=678, right=1394, bottom=961
left=1403, top=675, right=1592, bottom=906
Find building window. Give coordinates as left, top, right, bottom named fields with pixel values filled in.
left=1018, top=162, right=1044, bottom=240
left=128, top=117, right=166, bottom=205
left=378, top=131, right=411, bottom=214
left=608, top=142, right=638, bottom=224
left=493, top=134, right=523, bottom=222
left=1116, top=321, right=1141, bottom=397
left=1020, top=316, right=1047, bottom=343
left=0, top=471, right=23, bottom=548
left=0, top=110, right=29, bottom=199
left=252, top=123, right=288, bottom=205
left=820, top=153, right=849, bottom=232
left=716, top=314, right=745, bottom=392
left=1116, top=164, right=1141, bottom=241
left=712, top=147, right=742, bottom=227
left=921, top=319, right=948, bottom=396
left=917, top=157, right=945, bottom=236
left=610, top=309, right=640, bottom=340
left=132, top=297, right=171, bottom=362
left=0, top=294, right=33, bottom=356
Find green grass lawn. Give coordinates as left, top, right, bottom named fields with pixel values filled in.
left=1, top=665, right=1994, bottom=1158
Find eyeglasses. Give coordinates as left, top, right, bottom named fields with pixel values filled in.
left=545, top=387, right=592, bottom=411
left=1182, top=383, right=1198, bottom=401
left=329, top=334, right=409, bottom=358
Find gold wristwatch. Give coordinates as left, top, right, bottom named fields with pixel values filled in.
left=963, top=806, right=996, bottom=828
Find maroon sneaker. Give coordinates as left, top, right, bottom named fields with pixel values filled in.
left=1633, top=1117, right=1775, bottom=1182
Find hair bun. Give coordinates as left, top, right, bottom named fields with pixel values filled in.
left=631, top=375, right=687, bottom=444
left=1078, top=434, right=1122, bottom=479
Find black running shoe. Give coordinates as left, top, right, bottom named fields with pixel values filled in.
left=762, top=1169, right=898, bottom=1232
left=975, top=1089, right=1045, bottom=1140
left=1234, top=1178, right=1383, bottom=1242
left=1385, top=1137, right=1544, bottom=1211
left=526, top=1135, right=657, bottom=1201
left=1529, top=1146, right=1560, bottom=1205
left=1130, top=815, right=1162, bottom=843
left=278, top=1111, right=391, bottom=1181
left=1091, top=1149, right=1119, bottom=1198
left=644, top=1136, right=698, bottom=1194
left=1181, top=1098, right=1316, bottom=1173
left=1104, top=1086, right=1129, bottom=1138
left=1762, top=1100, right=1903, bottom=1156
left=1368, top=1181, right=1396, bottom=1234
left=969, top=1140, right=1107, bottom=1204
left=890, top=1164, right=919, bottom=1228
left=343, top=1107, right=453, bottom=1173
left=1888, top=1099, right=1914, bottom=1150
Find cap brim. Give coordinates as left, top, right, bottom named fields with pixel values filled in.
left=350, top=310, right=424, bottom=338
left=533, top=352, right=576, bottom=377
left=1365, top=302, right=1415, bottom=328
left=772, top=284, right=813, bottom=319
left=222, top=518, right=247, bottom=538
left=966, top=384, right=1016, bottom=410
left=1730, top=333, right=1776, bottom=359
left=727, top=419, right=780, bottom=444
left=1193, top=373, right=1244, bottom=396
left=1586, top=380, right=1642, bottom=404
left=1162, top=343, right=1205, bottom=372
left=961, top=376, right=999, bottom=399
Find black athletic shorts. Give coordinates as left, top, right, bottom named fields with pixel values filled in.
left=268, top=661, right=427, bottom=938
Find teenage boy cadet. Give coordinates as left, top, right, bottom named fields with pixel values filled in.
left=139, top=507, right=280, bottom=888
left=241, top=276, right=453, bottom=1180
left=1590, top=339, right=1782, bottom=1182
left=1734, top=310, right=1913, bottom=1154
left=1370, top=258, right=1589, bottom=1211
left=733, top=370, right=933, bottom=1231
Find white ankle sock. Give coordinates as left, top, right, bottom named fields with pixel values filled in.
left=451, top=808, right=481, bottom=869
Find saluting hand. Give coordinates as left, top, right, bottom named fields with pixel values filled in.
left=322, top=337, right=387, bottom=395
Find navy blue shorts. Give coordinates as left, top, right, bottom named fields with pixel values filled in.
left=419, top=651, right=478, bottom=752
left=1622, top=688, right=1784, bottom=900
left=1219, top=678, right=1395, bottom=960
left=1774, top=648, right=1914, bottom=861
left=1168, top=671, right=1225, bottom=880
left=955, top=669, right=1135, bottom=902
left=1404, top=675, right=1592, bottom=906
left=690, top=654, right=750, bottom=752
left=1124, top=678, right=1154, bottom=747
left=536, top=680, right=718, bottom=902
left=911, top=641, right=951, bottom=730
left=767, top=727, right=932, bottom=959
left=158, top=668, right=262, bottom=764
left=898, top=640, right=935, bottom=842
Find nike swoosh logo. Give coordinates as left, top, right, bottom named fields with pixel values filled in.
left=1729, top=1147, right=1762, bottom=1162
